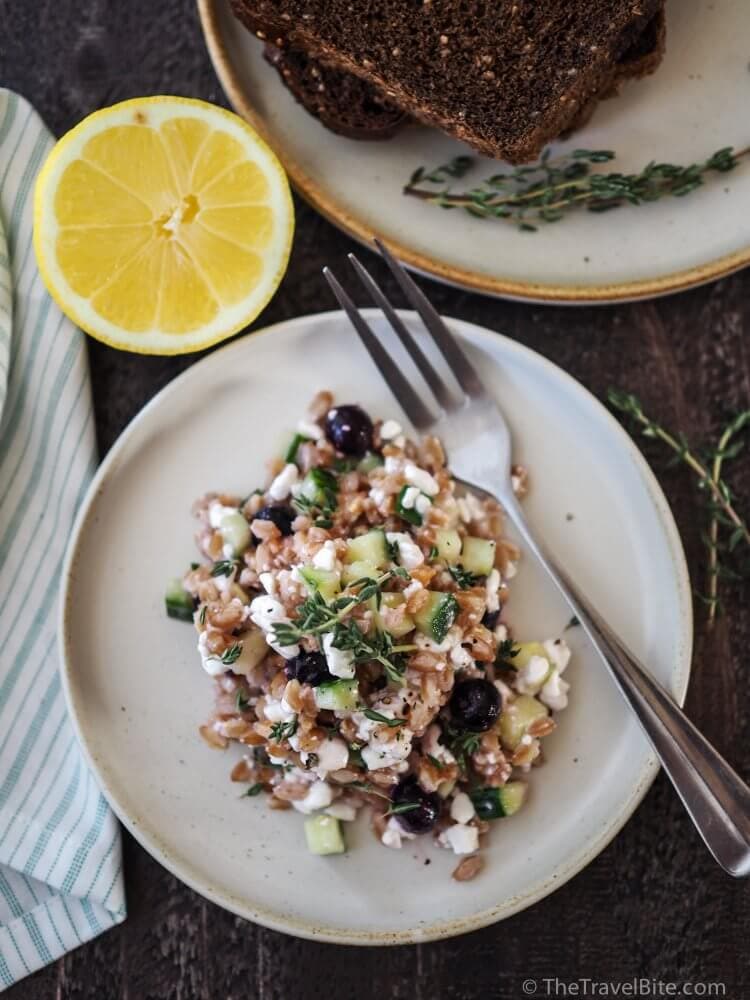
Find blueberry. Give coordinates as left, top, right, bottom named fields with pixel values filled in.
left=481, top=609, right=501, bottom=631
left=253, top=505, right=295, bottom=539
left=450, top=678, right=501, bottom=732
left=324, top=405, right=374, bottom=456
left=391, top=775, right=441, bottom=834
left=285, top=651, right=334, bottom=686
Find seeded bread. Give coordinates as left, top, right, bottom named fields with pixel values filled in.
left=230, top=0, right=664, bottom=163
left=263, top=43, right=409, bottom=140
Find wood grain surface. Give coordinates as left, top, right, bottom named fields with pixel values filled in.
left=2, top=0, right=749, bottom=996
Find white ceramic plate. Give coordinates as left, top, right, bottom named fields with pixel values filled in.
left=60, top=311, right=693, bottom=943
left=198, top=0, right=750, bottom=304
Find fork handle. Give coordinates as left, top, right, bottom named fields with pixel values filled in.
left=502, top=491, right=750, bottom=877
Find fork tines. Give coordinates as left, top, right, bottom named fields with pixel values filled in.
left=322, top=240, right=486, bottom=429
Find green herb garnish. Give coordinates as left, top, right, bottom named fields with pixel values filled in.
left=285, top=432, right=310, bottom=464
left=405, top=145, right=749, bottom=230
left=609, top=389, right=750, bottom=626
left=235, top=689, right=251, bottom=713
left=428, top=545, right=439, bottom=561
left=363, top=709, right=406, bottom=728
left=385, top=801, right=420, bottom=817
left=564, top=615, right=580, bottom=631
left=427, top=754, right=445, bottom=770
left=496, top=637, right=520, bottom=667
left=211, top=559, right=240, bottom=577
left=219, top=643, right=243, bottom=666
left=449, top=564, right=481, bottom=589
left=199, top=605, right=207, bottom=625
left=269, top=717, right=298, bottom=742
left=443, top=726, right=481, bottom=774
left=242, top=783, right=264, bottom=797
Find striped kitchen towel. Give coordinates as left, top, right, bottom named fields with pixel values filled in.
left=0, top=90, right=125, bottom=989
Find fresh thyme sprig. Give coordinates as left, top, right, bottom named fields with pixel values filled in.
left=608, top=390, right=750, bottom=626
left=292, top=466, right=338, bottom=528
left=362, top=709, right=406, bottom=728
left=272, top=568, right=409, bottom=646
left=442, top=725, right=481, bottom=774
left=449, top=564, right=481, bottom=589
left=332, top=621, right=413, bottom=686
left=404, top=145, right=749, bottom=231
left=211, top=559, right=241, bottom=577
left=218, top=643, right=242, bottom=666
left=269, top=717, right=298, bottom=742
left=347, top=781, right=419, bottom=816
left=496, top=637, right=520, bottom=668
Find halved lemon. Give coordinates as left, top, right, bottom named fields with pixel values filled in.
left=34, top=96, right=294, bottom=355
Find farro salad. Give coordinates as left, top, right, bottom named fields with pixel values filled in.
left=165, top=392, right=571, bottom=880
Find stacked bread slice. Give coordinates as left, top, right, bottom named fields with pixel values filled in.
left=231, top=1, right=666, bottom=163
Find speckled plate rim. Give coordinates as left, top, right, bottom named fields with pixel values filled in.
left=59, top=311, right=693, bottom=945
left=197, top=0, right=750, bottom=306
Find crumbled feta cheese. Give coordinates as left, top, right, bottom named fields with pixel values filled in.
left=386, top=531, right=424, bottom=570
left=400, top=485, right=421, bottom=510
left=414, top=624, right=462, bottom=654
left=450, top=643, right=475, bottom=669
left=268, top=463, right=299, bottom=501
left=259, top=571, right=276, bottom=595
left=384, top=456, right=402, bottom=474
left=381, top=815, right=416, bottom=849
left=439, top=823, right=479, bottom=855
left=456, top=493, right=484, bottom=524
left=504, top=560, right=518, bottom=580
left=380, top=419, right=403, bottom=441
left=197, top=631, right=227, bottom=677
left=485, top=568, right=501, bottom=613
left=249, top=595, right=299, bottom=659
left=291, top=780, right=334, bottom=814
left=414, top=494, right=432, bottom=517
left=361, top=727, right=413, bottom=771
left=450, top=792, right=476, bottom=825
left=494, top=623, right=508, bottom=642
left=403, top=579, right=424, bottom=600
left=304, top=736, right=349, bottom=775
left=297, top=419, right=323, bottom=440
left=404, top=463, right=439, bottom=496
left=325, top=801, right=357, bottom=822
left=322, top=632, right=355, bottom=679
left=540, top=669, right=570, bottom=711
left=368, top=486, right=387, bottom=507
left=312, top=540, right=338, bottom=571
left=392, top=435, right=406, bottom=448
left=543, top=638, right=571, bottom=673
left=514, top=654, right=550, bottom=694
left=212, top=573, right=232, bottom=597
left=208, top=501, right=239, bottom=529
left=422, top=723, right=456, bottom=765
left=263, top=697, right=296, bottom=724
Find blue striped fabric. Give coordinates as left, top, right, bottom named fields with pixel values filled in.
left=0, top=90, right=125, bottom=990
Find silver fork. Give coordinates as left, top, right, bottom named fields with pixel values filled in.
left=323, top=239, right=750, bottom=878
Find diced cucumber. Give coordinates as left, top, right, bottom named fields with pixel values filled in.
left=300, top=467, right=338, bottom=505
left=218, top=510, right=251, bottom=557
left=512, top=642, right=549, bottom=670
left=470, top=781, right=528, bottom=820
left=437, top=778, right=457, bottom=799
left=165, top=578, right=194, bottom=622
left=395, top=485, right=422, bottom=526
left=345, top=529, right=389, bottom=568
left=358, top=452, right=384, bottom=474
left=304, top=814, right=345, bottom=855
left=368, top=593, right=415, bottom=640
left=434, top=529, right=462, bottom=563
left=341, top=560, right=380, bottom=586
left=314, top=679, right=360, bottom=711
left=414, top=591, right=459, bottom=644
left=284, top=432, right=310, bottom=464
left=299, top=566, right=341, bottom=602
left=231, top=629, right=270, bottom=675
left=460, top=536, right=496, bottom=577
left=499, top=694, right=549, bottom=750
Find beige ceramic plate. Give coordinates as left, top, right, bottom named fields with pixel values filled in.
left=60, top=311, right=693, bottom=943
left=198, top=0, right=750, bottom=304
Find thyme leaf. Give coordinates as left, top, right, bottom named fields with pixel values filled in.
left=404, top=145, right=750, bottom=230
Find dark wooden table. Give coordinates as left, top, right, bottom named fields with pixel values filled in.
left=3, top=1, right=749, bottom=997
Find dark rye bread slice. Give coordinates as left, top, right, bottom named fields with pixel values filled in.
left=229, top=0, right=663, bottom=163
left=263, top=43, right=409, bottom=140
